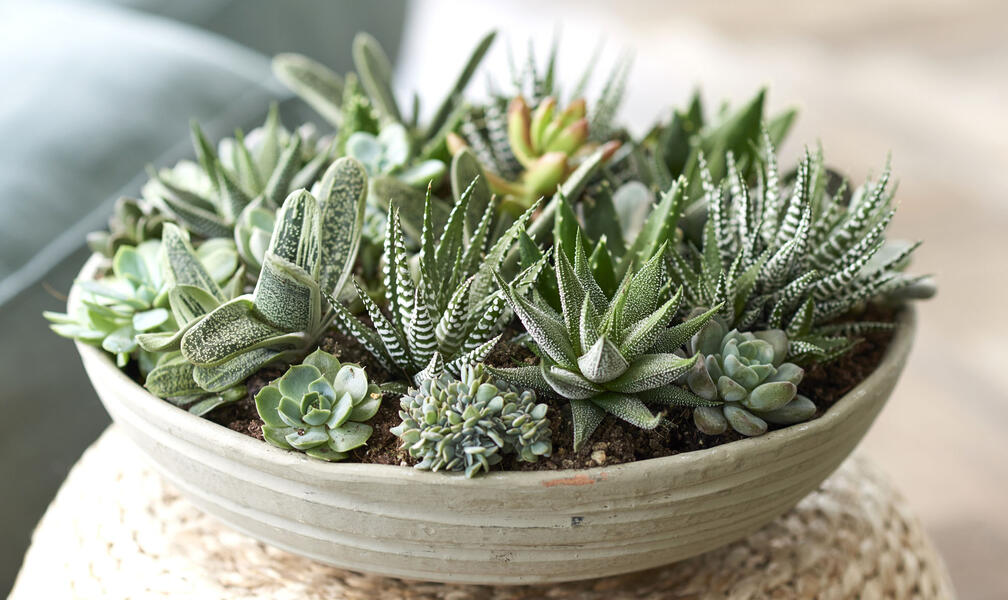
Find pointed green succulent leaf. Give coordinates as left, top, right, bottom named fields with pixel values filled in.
left=607, top=353, right=698, bottom=394
left=496, top=273, right=576, bottom=367
left=352, top=32, right=402, bottom=123
left=272, top=53, right=345, bottom=127
left=540, top=361, right=602, bottom=400
left=161, top=224, right=225, bottom=302
left=592, top=393, right=662, bottom=430
left=577, top=335, right=629, bottom=384
left=315, top=157, right=368, bottom=296
left=571, top=399, right=606, bottom=452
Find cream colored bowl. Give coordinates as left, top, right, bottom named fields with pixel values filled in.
left=75, top=256, right=915, bottom=584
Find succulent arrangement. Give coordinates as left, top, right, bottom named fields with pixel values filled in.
left=50, top=30, right=934, bottom=477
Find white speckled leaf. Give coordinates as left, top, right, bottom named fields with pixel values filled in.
left=180, top=296, right=300, bottom=366
left=607, top=353, right=698, bottom=394
left=266, top=190, right=321, bottom=276
left=272, top=53, right=345, bottom=127
left=315, top=158, right=367, bottom=297
left=161, top=224, right=225, bottom=302
left=592, top=393, right=662, bottom=430
left=252, top=252, right=321, bottom=333
left=193, top=348, right=288, bottom=393
left=570, top=399, right=606, bottom=452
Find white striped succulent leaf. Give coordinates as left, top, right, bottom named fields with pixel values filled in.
left=668, top=129, right=933, bottom=364
left=335, top=179, right=540, bottom=383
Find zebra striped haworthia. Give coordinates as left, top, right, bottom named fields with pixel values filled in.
left=333, top=178, right=547, bottom=384
left=665, top=131, right=935, bottom=364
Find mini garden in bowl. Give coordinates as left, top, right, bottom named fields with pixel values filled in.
left=49, top=31, right=934, bottom=585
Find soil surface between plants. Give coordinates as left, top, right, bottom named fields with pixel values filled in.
left=199, top=304, right=898, bottom=471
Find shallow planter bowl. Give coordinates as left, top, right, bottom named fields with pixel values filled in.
left=75, top=255, right=916, bottom=584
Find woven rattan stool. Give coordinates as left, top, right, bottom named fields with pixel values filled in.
left=10, top=427, right=955, bottom=599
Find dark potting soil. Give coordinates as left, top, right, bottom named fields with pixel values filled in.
left=200, top=309, right=896, bottom=471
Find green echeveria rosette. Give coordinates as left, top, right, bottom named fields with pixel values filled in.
left=255, top=349, right=382, bottom=462
left=686, top=320, right=816, bottom=437
left=391, top=363, right=552, bottom=478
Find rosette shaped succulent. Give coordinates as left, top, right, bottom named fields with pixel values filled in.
left=142, top=106, right=334, bottom=244
left=391, top=361, right=552, bottom=477
left=87, top=196, right=169, bottom=258
left=491, top=237, right=720, bottom=451
left=450, top=96, right=619, bottom=211
left=686, top=319, right=815, bottom=437
left=255, top=349, right=382, bottom=462
left=45, top=236, right=240, bottom=370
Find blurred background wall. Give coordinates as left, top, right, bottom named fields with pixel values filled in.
left=2, top=0, right=1004, bottom=597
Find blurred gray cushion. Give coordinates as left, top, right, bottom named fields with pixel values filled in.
left=0, top=0, right=286, bottom=306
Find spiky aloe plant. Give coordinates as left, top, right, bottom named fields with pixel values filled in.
left=332, top=180, right=546, bottom=384
left=666, top=132, right=934, bottom=363
left=169, top=158, right=366, bottom=393
left=391, top=362, right=552, bottom=477
left=142, top=106, right=334, bottom=247
left=255, top=349, right=382, bottom=461
left=491, top=236, right=719, bottom=451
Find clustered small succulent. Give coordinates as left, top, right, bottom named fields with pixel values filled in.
left=686, top=318, right=814, bottom=436
left=49, top=30, right=934, bottom=476
left=392, top=362, right=552, bottom=477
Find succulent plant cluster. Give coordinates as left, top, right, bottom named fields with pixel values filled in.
left=666, top=133, right=934, bottom=363
left=333, top=179, right=546, bottom=384
left=686, top=319, right=815, bottom=436
left=391, top=362, right=551, bottom=477
left=144, top=107, right=333, bottom=247
left=255, top=349, right=382, bottom=461
left=491, top=235, right=719, bottom=450
left=50, top=29, right=935, bottom=474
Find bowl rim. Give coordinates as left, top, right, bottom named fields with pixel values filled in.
left=75, top=253, right=916, bottom=486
